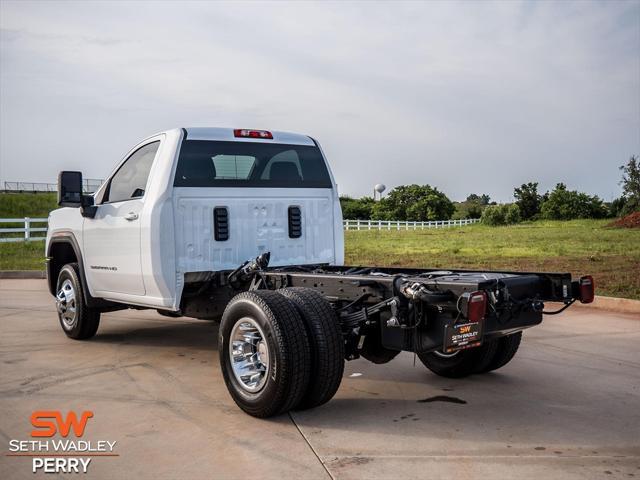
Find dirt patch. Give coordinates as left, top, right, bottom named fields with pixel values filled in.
left=608, top=212, right=640, bottom=228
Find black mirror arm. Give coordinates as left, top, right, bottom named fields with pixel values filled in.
left=81, top=195, right=97, bottom=218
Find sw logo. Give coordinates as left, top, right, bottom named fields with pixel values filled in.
left=7, top=410, right=117, bottom=474
left=31, top=410, right=93, bottom=438
left=460, top=326, right=472, bottom=334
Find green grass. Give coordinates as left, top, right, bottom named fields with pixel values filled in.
left=345, top=219, right=640, bottom=300
left=0, top=193, right=57, bottom=265
left=0, top=241, right=47, bottom=270
left=1, top=217, right=638, bottom=299
left=0, top=192, right=56, bottom=242
left=0, top=192, right=57, bottom=218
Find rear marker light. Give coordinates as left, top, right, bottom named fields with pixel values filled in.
left=233, top=129, right=273, bottom=139
left=460, top=291, right=488, bottom=322
left=579, top=275, right=595, bottom=304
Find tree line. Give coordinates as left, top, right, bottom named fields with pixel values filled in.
left=340, top=156, right=640, bottom=225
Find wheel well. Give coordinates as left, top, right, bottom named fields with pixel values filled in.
left=48, top=242, right=77, bottom=294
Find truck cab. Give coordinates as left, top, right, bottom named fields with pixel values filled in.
left=46, top=128, right=344, bottom=311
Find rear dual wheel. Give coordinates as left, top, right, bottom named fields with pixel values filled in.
left=482, top=331, right=522, bottom=373
left=219, top=288, right=344, bottom=418
left=418, top=332, right=522, bottom=378
left=279, top=288, right=344, bottom=410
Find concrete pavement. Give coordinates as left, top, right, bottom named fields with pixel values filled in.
left=0, top=279, right=638, bottom=479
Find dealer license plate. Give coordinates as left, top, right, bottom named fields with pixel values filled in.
left=443, top=321, right=484, bottom=353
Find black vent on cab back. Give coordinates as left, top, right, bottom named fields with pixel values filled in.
left=214, top=207, right=229, bottom=241
left=288, top=206, right=302, bottom=238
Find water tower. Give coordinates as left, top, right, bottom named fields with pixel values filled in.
left=374, top=183, right=386, bottom=201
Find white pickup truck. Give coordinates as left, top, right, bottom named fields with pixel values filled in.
left=46, top=127, right=595, bottom=417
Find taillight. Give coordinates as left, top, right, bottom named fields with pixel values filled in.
left=459, top=291, right=487, bottom=322
left=233, top=129, right=273, bottom=139
left=579, top=275, right=595, bottom=304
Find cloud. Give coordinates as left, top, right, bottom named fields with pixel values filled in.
left=1, top=0, right=638, bottom=201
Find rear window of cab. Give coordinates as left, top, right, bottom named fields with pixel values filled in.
left=174, top=140, right=332, bottom=188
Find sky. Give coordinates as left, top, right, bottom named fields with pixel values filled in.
left=0, top=0, right=639, bottom=202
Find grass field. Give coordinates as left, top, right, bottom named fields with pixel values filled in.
left=0, top=193, right=57, bottom=269
left=0, top=192, right=57, bottom=218
left=345, top=219, right=640, bottom=300
left=1, top=218, right=638, bottom=299
left=0, top=242, right=46, bottom=270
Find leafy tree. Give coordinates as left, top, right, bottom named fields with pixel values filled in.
left=467, top=203, right=483, bottom=218
left=371, top=184, right=455, bottom=221
left=505, top=204, right=522, bottom=224
left=464, top=202, right=483, bottom=219
left=608, top=197, right=626, bottom=218
left=466, top=193, right=491, bottom=205
left=339, top=196, right=375, bottom=219
left=453, top=201, right=483, bottom=219
left=513, top=182, right=541, bottom=220
left=453, top=193, right=491, bottom=219
left=481, top=204, right=521, bottom=226
left=619, top=155, right=640, bottom=215
left=540, top=183, right=608, bottom=220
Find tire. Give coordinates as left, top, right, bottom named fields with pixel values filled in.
left=417, top=340, right=499, bottom=378
left=56, top=263, right=100, bottom=340
left=278, top=287, right=344, bottom=410
left=481, top=332, right=522, bottom=373
left=219, top=290, right=311, bottom=418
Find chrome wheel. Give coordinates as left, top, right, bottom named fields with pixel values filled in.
left=56, top=279, right=77, bottom=329
left=229, top=317, right=270, bottom=393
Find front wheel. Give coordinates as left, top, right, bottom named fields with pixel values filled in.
left=56, top=263, right=100, bottom=340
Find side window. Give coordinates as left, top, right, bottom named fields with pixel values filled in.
left=105, top=141, right=160, bottom=203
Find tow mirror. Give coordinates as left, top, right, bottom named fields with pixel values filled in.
left=58, top=171, right=97, bottom=218
left=58, top=171, right=83, bottom=207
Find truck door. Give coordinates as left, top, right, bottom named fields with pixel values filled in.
left=83, top=141, right=160, bottom=296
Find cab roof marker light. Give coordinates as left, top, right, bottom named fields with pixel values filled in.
left=234, top=129, right=273, bottom=139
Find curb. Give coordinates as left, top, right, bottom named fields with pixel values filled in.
left=573, top=296, right=640, bottom=315
left=0, top=270, right=46, bottom=279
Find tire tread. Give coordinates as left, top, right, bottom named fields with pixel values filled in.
left=279, top=288, right=344, bottom=409
left=483, top=332, right=522, bottom=373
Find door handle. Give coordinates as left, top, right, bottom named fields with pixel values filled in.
left=124, top=212, right=138, bottom=221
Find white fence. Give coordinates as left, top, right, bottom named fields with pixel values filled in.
left=343, top=218, right=480, bottom=230
left=0, top=218, right=49, bottom=242
left=3, top=179, right=104, bottom=193
left=0, top=217, right=481, bottom=242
